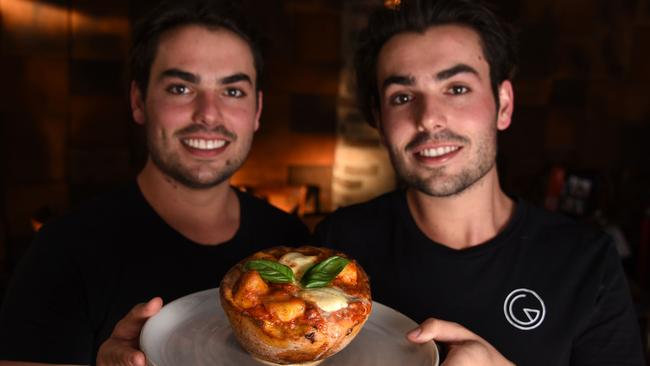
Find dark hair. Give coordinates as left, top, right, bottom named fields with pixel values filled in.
left=355, top=0, right=517, bottom=126
left=129, top=0, right=264, bottom=97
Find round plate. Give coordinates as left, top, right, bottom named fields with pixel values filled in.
left=141, top=288, right=438, bottom=366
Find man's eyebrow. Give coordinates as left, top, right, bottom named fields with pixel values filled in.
left=159, top=69, right=253, bottom=86
left=435, top=64, right=480, bottom=81
left=381, top=75, right=415, bottom=91
left=380, top=64, right=480, bottom=91
left=160, top=68, right=200, bottom=83
left=220, top=73, right=253, bottom=85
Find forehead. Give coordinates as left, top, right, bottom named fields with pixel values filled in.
left=151, top=24, right=256, bottom=80
left=377, top=24, right=488, bottom=81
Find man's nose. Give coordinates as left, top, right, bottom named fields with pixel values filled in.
left=415, top=96, right=447, bottom=132
left=192, top=91, right=222, bottom=125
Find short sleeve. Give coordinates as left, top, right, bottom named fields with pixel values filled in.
left=570, top=240, right=645, bottom=365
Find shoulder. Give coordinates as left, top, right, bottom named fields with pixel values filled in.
left=517, top=199, right=614, bottom=261
left=36, top=183, right=142, bottom=249
left=521, top=200, right=606, bottom=242
left=314, top=190, right=401, bottom=249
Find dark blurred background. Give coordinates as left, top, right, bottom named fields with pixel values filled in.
left=0, top=0, right=649, bottom=356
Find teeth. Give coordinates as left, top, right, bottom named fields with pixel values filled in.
left=419, top=146, right=459, bottom=157
left=183, top=139, right=226, bottom=150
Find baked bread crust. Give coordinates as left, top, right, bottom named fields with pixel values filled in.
left=220, top=246, right=372, bottom=365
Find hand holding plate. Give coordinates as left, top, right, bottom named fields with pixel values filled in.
left=407, top=318, right=513, bottom=366
left=97, top=297, right=163, bottom=366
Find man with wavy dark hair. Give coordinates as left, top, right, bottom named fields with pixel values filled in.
left=316, top=0, right=645, bottom=364
left=0, top=1, right=308, bottom=365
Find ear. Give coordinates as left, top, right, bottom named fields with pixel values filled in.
left=130, top=81, right=146, bottom=125
left=254, top=91, right=263, bottom=132
left=496, top=80, right=514, bottom=131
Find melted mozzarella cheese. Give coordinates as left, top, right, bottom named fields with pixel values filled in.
left=300, top=287, right=350, bottom=312
left=279, top=252, right=318, bottom=279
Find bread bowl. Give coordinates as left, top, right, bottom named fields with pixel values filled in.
left=219, top=246, right=372, bottom=365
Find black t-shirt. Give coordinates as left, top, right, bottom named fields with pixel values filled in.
left=0, top=183, right=309, bottom=364
left=314, top=190, right=645, bottom=365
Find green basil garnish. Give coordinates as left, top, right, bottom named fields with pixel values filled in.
left=244, top=260, right=296, bottom=284
left=301, top=256, right=350, bottom=289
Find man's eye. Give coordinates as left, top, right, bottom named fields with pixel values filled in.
left=390, top=94, right=413, bottom=105
left=448, top=85, right=470, bottom=95
left=167, top=85, right=190, bottom=95
left=225, top=88, right=245, bottom=98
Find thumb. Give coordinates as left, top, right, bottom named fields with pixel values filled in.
left=112, top=297, right=163, bottom=340
left=407, top=318, right=477, bottom=344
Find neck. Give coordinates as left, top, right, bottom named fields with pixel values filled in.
left=137, top=159, right=240, bottom=245
left=407, top=167, right=514, bottom=250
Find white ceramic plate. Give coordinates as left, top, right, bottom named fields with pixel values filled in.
left=141, top=288, right=438, bottom=366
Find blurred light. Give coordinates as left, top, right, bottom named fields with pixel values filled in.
left=1, top=0, right=68, bottom=35
left=384, top=0, right=401, bottom=9
left=30, top=206, right=53, bottom=233
left=71, top=10, right=129, bottom=37
left=1, top=0, right=129, bottom=38
left=30, top=218, right=43, bottom=233
left=244, top=185, right=309, bottom=216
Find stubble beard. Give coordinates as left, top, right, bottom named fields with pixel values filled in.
left=147, top=124, right=252, bottom=190
left=389, top=125, right=498, bottom=197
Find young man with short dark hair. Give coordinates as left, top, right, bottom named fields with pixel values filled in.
left=0, top=1, right=308, bottom=365
left=316, top=0, right=645, bottom=364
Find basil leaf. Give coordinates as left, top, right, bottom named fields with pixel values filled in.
left=244, top=260, right=296, bottom=284
left=301, top=256, right=350, bottom=289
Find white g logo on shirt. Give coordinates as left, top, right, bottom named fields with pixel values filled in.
left=504, top=288, right=546, bottom=330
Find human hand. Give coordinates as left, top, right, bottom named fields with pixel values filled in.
left=407, top=318, right=514, bottom=366
left=97, top=297, right=163, bottom=366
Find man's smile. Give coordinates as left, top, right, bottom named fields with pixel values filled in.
left=182, top=138, right=228, bottom=150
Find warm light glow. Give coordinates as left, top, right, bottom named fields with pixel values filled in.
left=1, top=0, right=129, bottom=39
left=232, top=135, right=336, bottom=187
left=331, top=138, right=395, bottom=209
left=1, top=0, right=68, bottom=35
left=236, top=185, right=309, bottom=216
left=71, top=10, right=129, bottom=38
left=384, top=0, right=401, bottom=9
left=30, top=218, right=43, bottom=233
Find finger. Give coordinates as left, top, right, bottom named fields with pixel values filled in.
left=98, top=337, right=148, bottom=366
left=407, top=318, right=478, bottom=344
left=127, top=349, right=147, bottom=366
left=112, top=297, right=163, bottom=340
left=114, top=345, right=146, bottom=366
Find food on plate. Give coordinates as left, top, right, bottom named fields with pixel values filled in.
left=219, top=246, right=372, bottom=365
